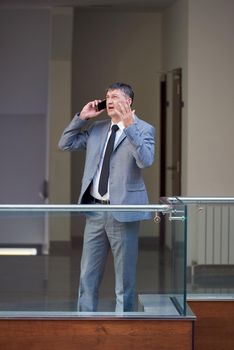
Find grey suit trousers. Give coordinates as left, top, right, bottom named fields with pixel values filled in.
left=78, top=210, right=139, bottom=312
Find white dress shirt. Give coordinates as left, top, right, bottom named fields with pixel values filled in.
left=90, top=120, right=125, bottom=200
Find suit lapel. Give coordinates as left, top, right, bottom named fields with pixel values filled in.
left=114, top=132, right=126, bottom=151
left=114, top=116, right=140, bottom=151
left=98, top=121, right=111, bottom=155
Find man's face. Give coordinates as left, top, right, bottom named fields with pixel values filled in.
left=106, top=89, right=132, bottom=119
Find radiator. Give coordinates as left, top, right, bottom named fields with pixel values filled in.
left=197, top=204, right=234, bottom=265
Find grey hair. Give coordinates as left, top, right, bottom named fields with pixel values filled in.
left=106, top=82, right=134, bottom=104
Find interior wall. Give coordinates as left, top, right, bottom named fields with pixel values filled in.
left=187, top=0, right=234, bottom=196
left=0, top=9, right=50, bottom=203
left=0, top=9, right=50, bottom=115
left=71, top=9, right=162, bottom=237
left=0, top=9, right=51, bottom=251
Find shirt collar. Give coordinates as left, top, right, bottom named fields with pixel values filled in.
left=111, top=120, right=125, bottom=132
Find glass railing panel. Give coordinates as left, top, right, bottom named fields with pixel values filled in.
left=179, top=197, right=234, bottom=299
left=159, top=198, right=187, bottom=315
left=0, top=204, right=188, bottom=317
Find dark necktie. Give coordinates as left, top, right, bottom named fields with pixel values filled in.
left=98, top=124, right=119, bottom=197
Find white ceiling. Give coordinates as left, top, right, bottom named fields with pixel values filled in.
left=0, top=0, right=177, bottom=10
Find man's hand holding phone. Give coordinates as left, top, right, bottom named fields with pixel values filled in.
left=80, top=99, right=105, bottom=120
left=97, top=100, right=106, bottom=111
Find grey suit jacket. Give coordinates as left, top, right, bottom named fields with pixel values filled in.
left=58, top=114, right=155, bottom=222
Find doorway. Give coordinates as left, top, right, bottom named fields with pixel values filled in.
left=160, top=68, right=183, bottom=197
left=159, top=68, right=183, bottom=247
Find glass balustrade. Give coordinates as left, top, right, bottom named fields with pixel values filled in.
left=0, top=201, right=189, bottom=318
left=178, top=197, right=234, bottom=301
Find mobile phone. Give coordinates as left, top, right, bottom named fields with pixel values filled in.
left=97, top=100, right=106, bottom=111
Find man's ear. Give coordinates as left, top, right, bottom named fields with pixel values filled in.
left=127, top=97, right=133, bottom=107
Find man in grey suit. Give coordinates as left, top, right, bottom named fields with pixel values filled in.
left=59, top=82, right=155, bottom=312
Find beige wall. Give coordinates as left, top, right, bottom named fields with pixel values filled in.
left=187, top=0, right=234, bottom=195
left=163, top=0, right=234, bottom=197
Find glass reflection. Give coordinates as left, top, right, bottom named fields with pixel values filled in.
left=0, top=203, right=187, bottom=317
